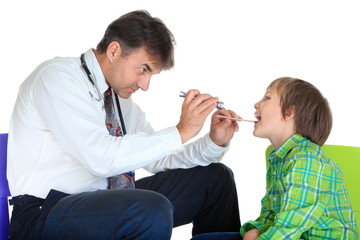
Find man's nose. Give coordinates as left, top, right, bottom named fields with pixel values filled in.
left=138, top=76, right=150, bottom=91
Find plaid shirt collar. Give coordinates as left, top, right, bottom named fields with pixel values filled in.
left=270, top=134, right=307, bottom=160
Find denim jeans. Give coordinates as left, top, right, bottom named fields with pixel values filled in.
left=10, top=163, right=240, bottom=240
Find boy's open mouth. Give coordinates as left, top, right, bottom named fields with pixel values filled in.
left=255, top=113, right=261, bottom=122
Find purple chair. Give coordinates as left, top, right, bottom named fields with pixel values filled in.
left=0, top=133, right=10, bottom=240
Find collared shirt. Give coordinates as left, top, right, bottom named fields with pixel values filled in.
left=7, top=49, right=228, bottom=198
left=240, top=134, right=359, bottom=239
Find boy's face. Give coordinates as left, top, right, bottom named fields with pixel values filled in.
left=253, top=86, right=296, bottom=149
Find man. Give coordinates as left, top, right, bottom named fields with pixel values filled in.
left=7, top=10, right=241, bottom=240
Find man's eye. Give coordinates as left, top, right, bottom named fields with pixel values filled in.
left=139, top=68, right=146, bottom=73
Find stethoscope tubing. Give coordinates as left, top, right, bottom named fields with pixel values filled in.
left=80, top=53, right=127, bottom=135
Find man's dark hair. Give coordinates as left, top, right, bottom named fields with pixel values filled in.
left=97, top=10, right=175, bottom=70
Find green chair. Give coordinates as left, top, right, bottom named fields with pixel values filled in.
left=265, top=144, right=360, bottom=233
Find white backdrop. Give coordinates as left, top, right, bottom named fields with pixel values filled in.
left=1, top=1, right=359, bottom=239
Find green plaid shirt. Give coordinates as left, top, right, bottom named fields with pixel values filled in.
left=240, top=134, right=359, bottom=239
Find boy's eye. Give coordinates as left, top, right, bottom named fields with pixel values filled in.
left=264, top=96, right=270, bottom=101
left=139, top=68, right=146, bottom=73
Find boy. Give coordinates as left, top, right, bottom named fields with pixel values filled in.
left=240, top=77, right=359, bottom=239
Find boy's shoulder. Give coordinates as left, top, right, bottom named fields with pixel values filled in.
left=288, top=136, right=328, bottom=162
left=276, top=134, right=325, bottom=161
left=286, top=135, right=343, bottom=175
left=292, top=137, right=323, bottom=156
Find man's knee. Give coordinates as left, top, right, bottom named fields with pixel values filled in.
left=137, top=190, right=174, bottom=221
left=42, top=189, right=174, bottom=240
left=203, top=163, right=235, bottom=183
left=126, top=190, right=174, bottom=239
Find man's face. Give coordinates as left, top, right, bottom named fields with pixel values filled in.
left=107, top=46, right=161, bottom=99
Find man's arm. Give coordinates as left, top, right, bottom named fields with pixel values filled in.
left=32, top=64, right=184, bottom=177
left=143, top=104, right=240, bottom=173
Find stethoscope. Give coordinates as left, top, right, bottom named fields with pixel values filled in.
left=80, top=53, right=127, bottom=135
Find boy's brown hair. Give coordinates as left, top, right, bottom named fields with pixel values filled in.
left=268, top=77, right=332, bottom=146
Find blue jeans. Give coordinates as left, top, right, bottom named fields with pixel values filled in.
left=10, top=189, right=172, bottom=240
left=10, top=163, right=240, bottom=240
left=44, top=189, right=173, bottom=239
left=190, top=232, right=242, bottom=240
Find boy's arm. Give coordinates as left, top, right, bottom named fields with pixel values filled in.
left=243, top=229, right=260, bottom=240
left=240, top=190, right=275, bottom=236
left=258, top=152, right=335, bottom=239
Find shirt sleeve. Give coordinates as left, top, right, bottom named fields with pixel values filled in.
left=143, top=133, right=229, bottom=173
left=257, top=151, right=337, bottom=239
left=240, top=176, right=275, bottom=236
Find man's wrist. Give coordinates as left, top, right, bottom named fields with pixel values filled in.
left=176, top=124, right=190, bottom=144
left=209, top=133, right=228, bottom=147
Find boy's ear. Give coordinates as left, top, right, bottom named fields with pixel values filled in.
left=284, top=105, right=295, bottom=120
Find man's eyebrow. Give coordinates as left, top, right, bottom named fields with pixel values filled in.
left=143, top=63, right=152, bottom=72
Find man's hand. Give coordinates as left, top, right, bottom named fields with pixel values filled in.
left=243, top=229, right=261, bottom=240
left=176, top=89, right=219, bottom=143
left=209, top=109, right=240, bottom=147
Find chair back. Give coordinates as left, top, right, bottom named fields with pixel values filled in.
left=322, top=145, right=360, bottom=233
left=0, top=133, right=10, bottom=240
left=265, top=144, right=360, bottom=233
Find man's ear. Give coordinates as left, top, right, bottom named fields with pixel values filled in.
left=106, top=41, right=122, bottom=63
left=284, top=105, right=295, bottom=120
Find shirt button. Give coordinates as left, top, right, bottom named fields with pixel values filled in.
left=304, top=183, right=308, bottom=187
left=273, top=197, right=276, bottom=201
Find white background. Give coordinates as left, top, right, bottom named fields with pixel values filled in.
left=1, top=1, right=359, bottom=239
